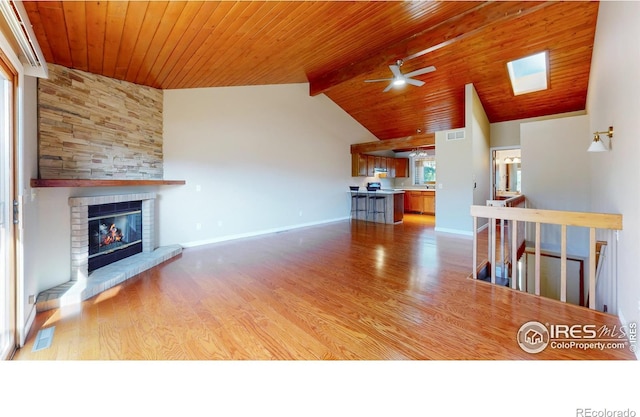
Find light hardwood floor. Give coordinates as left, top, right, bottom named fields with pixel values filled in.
left=13, top=214, right=635, bottom=360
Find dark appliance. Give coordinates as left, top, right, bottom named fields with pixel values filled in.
left=366, top=182, right=382, bottom=191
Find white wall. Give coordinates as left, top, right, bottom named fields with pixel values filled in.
left=435, top=83, right=490, bottom=236
left=587, top=1, right=640, bottom=340
left=520, top=115, right=591, bottom=256
left=159, top=83, right=376, bottom=247
left=469, top=84, right=491, bottom=214
left=490, top=110, right=586, bottom=148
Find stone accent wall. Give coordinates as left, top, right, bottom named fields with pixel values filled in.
left=38, top=63, right=163, bottom=179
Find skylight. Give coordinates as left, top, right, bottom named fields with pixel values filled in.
left=507, top=51, right=548, bottom=95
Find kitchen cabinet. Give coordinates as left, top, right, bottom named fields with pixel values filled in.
left=386, top=157, right=396, bottom=178
left=423, top=192, right=435, bottom=214
left=351, top=153, right=410, bottom=177
left=405, top=191, right=423, bottom=213
left=395, top=158, right=409, bottom=178
left=366, top=155, right=375, bottom=176
left=352, top=153, right=367, bottom=177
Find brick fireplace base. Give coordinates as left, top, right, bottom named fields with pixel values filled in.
left=35, top=193, right=182, bottom=312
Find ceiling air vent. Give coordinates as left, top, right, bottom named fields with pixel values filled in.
left=446, top=129, right=465, bottom=141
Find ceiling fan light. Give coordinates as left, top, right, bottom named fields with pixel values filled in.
left=393, top=78, right=406, bottom=86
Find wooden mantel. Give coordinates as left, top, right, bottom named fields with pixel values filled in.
left=30, top=179, right=186, bottom=188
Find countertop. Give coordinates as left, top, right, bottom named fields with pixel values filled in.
left=394, top=188, right=436, bottom=192
left=349, top=189, right=405, bottom=195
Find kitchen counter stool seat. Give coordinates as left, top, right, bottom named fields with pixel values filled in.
left=367, top=188, right=386, bottom=223
left=349, top=186, right=367, bottom=221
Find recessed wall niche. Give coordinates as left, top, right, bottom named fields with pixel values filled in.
left=37, top=63, right=163, bottom=180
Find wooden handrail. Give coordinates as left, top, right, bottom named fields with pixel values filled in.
left=470, top=206, right=622, bottom=230
left=471, top=204, right=622, bottom=310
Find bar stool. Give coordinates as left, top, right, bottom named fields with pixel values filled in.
left=349, top=186, right=367, bottom=221
left=366, top=187, right=386, bottom=223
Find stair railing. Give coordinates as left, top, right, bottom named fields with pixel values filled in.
left=470, top=204, right=622, bottom=310
left=485, top=195, right=526, bottom=283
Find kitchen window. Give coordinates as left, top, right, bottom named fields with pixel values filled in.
left=414, top=157, right=436, bottom=185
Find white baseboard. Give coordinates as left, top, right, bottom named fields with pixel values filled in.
left=617, top=309, right=639, bottom=360
left=434, top=227, right=473, bottom=237
left=181, top=216, right=350, bottom=248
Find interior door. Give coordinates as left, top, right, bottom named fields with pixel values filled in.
left=491, top=147, right=522, bottom=200
left=0, top=62, right=16, bottom=360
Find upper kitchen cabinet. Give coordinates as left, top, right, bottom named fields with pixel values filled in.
left=351, top=153, right=410, bottom=178
left=352, top=153, right=367, bottom=177
left=366, top=154, right=375, bottom=176
left=395, top=158, right=409, bottom=178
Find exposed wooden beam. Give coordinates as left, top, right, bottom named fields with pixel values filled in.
left=309, top=1, right=550, bottom=96
left=351, top=133, right=435, bottom=154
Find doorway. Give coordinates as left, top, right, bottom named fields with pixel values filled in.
left=0, top=58, right=16, bottom=360
left=491, top=147, right=521, bottom=200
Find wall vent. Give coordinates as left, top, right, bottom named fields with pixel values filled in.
left=446, top=129, right=465, bottom=141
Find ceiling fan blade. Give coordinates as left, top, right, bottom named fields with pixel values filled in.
left=404, top=66, right=436, bottom=78
left=364, top=78, right=393, bottom=83
left=383, top=82, right=394, bottom=93
left=389, top=65, right=403, bottom=78
left=405, top=78, right=425, bottom=87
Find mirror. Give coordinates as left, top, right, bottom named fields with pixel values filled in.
left=493, top=148, right=521, bottom=198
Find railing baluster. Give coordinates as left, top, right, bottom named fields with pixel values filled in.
left=472, top=216, right=478, bottom=280
left=560, top=224, right=567, bottom=303
left=535, top=222, right=541, bottom=296
left=511, top=219, right=517, bottom=289
left=500, top=218, right=505, bottom=280
left=589, top=227, right=596, bottom=309
left=491, top=217, right=496, bottom=284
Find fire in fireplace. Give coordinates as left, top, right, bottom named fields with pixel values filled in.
left=88, top=201, right=143, bottom=272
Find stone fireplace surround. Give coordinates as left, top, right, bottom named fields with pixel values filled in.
left=36, top=192, right=182, bottom=312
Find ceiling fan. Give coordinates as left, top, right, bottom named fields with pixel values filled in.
left=365, top=59, right=436, bottom=92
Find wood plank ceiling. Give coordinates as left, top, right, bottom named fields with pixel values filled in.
left=23, top=1, right=599, bottom=141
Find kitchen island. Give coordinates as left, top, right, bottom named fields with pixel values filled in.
left=349, top=189, right=405, bottom=224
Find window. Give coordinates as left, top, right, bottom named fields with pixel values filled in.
left=414, top=157, right=436, bottom=185
left=507, top=51, right=548, bottom=96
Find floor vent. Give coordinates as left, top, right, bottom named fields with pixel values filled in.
left=32, top=327, right=55, bottom=352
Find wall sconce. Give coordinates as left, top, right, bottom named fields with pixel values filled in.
left=587, top=126, right=614, bottom=152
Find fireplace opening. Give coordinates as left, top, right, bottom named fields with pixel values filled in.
left=88, top=201, right=143, bottom=272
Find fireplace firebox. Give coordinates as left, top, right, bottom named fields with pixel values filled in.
left=88, top=201, right=143, bottom=272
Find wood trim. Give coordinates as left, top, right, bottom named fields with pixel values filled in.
left=30, top=179, right=186, bottom=188
left=511, top=220, right=517, bottom=290
left=589, top=227, right=596, bottom=309
left=470, top=205, right=623, bottom=230
left=535, top=222, right=541, bottom=296
left=351, top=133, right=435, bottom=154
left=560, top=224, right=567, bottom=303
